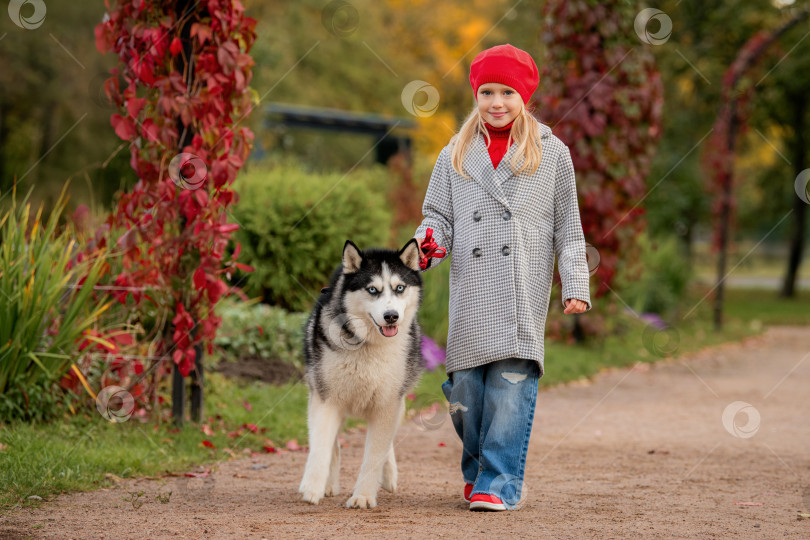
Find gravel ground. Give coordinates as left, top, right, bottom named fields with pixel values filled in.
left=2, top=325, right=809, bottom=539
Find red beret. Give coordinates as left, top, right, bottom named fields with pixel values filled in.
left=469, top=44, right=539, bottom=105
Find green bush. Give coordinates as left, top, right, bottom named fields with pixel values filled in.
left=0, top=185, right=110, bottom=422
left=213, top=297, right=308, bottom=369
left=231, top=161, right=394, bottom=312
left=616, top=230, right=692, bottom=317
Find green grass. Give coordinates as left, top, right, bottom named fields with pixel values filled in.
left=1, top=285, right=804, bottom=509
left=0, top=367, right=447, bottom=509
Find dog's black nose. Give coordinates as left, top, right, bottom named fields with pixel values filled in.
left=383, top=311, right=399, bottom=324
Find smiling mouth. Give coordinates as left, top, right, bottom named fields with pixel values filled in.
left=369, top=314, right=398, bottom=337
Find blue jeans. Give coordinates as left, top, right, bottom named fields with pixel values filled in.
left=441, top=357, right=540, bottom=510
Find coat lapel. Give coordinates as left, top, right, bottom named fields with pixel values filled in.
left=468, top=133, right=512, bottom=210
left=466, top=121, right=553, bottom=211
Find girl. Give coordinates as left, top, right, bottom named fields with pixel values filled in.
left=413, top=44, right=592, bottom=511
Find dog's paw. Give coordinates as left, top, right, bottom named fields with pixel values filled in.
left=300, top=489, right=324, bottom=505
left=346, top=492, right=377, bottom=509
left=324, top=482, right=340, bottom=497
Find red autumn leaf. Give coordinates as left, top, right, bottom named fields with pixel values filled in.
left=111, top=114, right=136, bottom=140
left=202, top=440, right=216, bottom=449
left=263, top=445, right=276, bottom=453
left=286, top=439, right=301, bottom=451
left=193, top=267, right=206, bottom=291
left=126, top=97, right=146, bottom=119
left=184, top=469, right=211, bottom=478
left=201, top=424, right=215, bottom=436
left=217, top=223, right=239, bottom=234
left=169, top=37, right=183, bottom=56
left=243, top=423, right=258, bottom=433
left=242, top=400, right=252, bottom=411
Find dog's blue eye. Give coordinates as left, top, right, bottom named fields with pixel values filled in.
left=367, top=287, right=378, bottom=294
left=395, top=285, right=405, bottom=293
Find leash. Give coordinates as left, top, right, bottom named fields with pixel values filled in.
left=418, top=227, right=446, bottom=270
left=319, top=228, right=446, bottom=294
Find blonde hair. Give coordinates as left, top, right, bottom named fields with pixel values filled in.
left=449, top=102, right=543, bottom=180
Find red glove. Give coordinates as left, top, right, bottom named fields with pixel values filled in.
left=418, top=227, right=447, bottom=270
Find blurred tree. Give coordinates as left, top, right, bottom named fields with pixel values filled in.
left=0, top=2, right=133, bottom=213
left=539, top=0, right=664, bottom=323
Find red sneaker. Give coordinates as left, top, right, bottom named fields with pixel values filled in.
left=469, top=493, right=506, bottom=511
left=463, top=483, right=474, bottom=502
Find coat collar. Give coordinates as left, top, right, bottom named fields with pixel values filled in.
left=466, top=120, right=552, bottom=211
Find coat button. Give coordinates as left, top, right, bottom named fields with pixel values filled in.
left=472, top=247, right=482, bottom=258
left=502, top=245, right=511, bottom=256
left=473, top=210, right=481, bottom=222
left=502, top=210, right=511, bottom=221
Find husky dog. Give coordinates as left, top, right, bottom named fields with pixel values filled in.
left=298, top=238, right=425, bottom=509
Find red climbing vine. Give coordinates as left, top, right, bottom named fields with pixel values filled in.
left=539, top=0, right=664, bottom=300
left=93, top=0, right=257, bottom=376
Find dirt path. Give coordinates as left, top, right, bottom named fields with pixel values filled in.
left=2, top=325, right=809, bottom=539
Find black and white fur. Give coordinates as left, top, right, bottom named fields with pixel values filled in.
left=299, top=238, right=425, bottom=509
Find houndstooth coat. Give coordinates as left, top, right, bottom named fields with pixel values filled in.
left=413, top=118, right=592, bottom=376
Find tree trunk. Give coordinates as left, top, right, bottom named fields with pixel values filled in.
left=780, top=92, right=806, bottom=298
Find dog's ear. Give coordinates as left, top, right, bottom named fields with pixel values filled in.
left=343, top=240, right=363, bottom=273
left=399, top=238, right=422, bottom=272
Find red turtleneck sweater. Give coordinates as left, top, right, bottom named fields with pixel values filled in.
left=483, top=119, right=514, bottom=169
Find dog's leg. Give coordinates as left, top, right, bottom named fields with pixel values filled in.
left=346, top=400, right=403, bottom=509
left=299, top=392, right=342, bottom=505
left=324, top=433, right=341, bottom=496
left=381, top=444, right=397, bottom=493
left=381, top=399, right=404, bottom=493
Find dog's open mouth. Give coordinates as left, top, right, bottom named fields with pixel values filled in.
left=379, top=324, right=398, bottom=337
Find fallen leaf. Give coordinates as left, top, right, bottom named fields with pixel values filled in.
left=184, top=470, right=211, bottom=478
left=233, top=474, right=248, bottom=478
left=201, top=424, right=214, bottom=436
left=286, top=439, right=301, bottom=451
left=0, top=443, right=7, bottom=451
left=202, top=440, right=216, bottom=449
left=438, top=442, right=446, bottom=447
left=798, top=513, right=810, bottom=518
left=243, top=423, right=258, bottom=433
left=243, top=400, right=252, bottom=411
left=263, top=445, right=276, bottom=453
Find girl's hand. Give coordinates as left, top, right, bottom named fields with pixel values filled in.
left=414, top=236, right=426, bottom=256
left=564, top=298, right=588, bottom=314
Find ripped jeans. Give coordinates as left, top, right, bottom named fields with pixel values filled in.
left=441, top=357, right=540, bottom=509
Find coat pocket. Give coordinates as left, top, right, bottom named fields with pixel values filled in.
left=527, top=226, right=551, bottom=276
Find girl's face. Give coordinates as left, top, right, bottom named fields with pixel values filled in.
left=476, top=83, right=523, bottom=128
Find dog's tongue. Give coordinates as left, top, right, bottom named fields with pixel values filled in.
left=382, top=325, right=398, bottom=337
